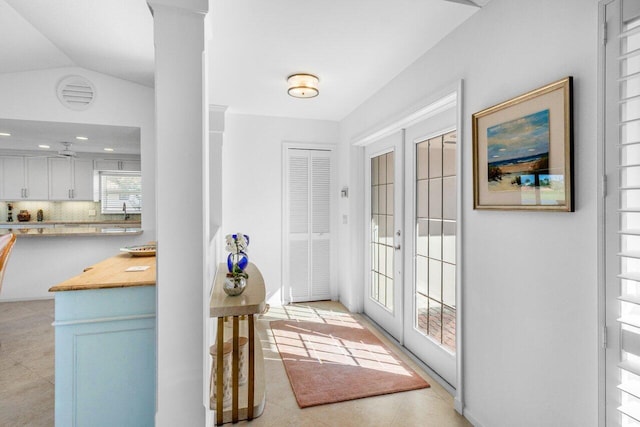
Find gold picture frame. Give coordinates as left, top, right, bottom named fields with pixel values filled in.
left=472, top=77, right=574, bottom=211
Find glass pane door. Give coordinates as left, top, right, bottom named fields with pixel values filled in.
left=403, top=118, right=458, bottom=387
left=415, top=132, right=457, bottom=352
left=371, top=151, right=395, bottom=310
left=364, top=132, right=403, bottom=340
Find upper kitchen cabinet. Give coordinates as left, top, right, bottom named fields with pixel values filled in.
left=0, top=156, right=49, bottom=200
left=48, top=158, right=94, bottom=200
left=94, top=159, right=141, bottom=172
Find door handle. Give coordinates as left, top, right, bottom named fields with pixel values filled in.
left=394, top=244, right=401, bottom=250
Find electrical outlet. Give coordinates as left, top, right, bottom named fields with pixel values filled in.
left=88, top=209, right=96, bottom=216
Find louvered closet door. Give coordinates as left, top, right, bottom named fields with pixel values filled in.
left=285, top=149, right=332, bottom=302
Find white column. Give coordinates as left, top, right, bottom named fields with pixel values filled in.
left=147, top=1, right=209, bottom=425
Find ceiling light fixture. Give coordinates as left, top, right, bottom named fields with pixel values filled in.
left=38, top=144, right=50, bottom=149
left=104, top=148, right=114, bottom=152
left=0, top=132, right=11, bottom=136
left=76, top=136, right=88, bottom=141
left=287, top=74, right=319, bottom=98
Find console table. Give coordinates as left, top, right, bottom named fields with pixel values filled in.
left=209, top=262, right=266, bottom=425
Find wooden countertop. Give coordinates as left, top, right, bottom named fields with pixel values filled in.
left=49, top=253, right=156, bottom=292
left=210, top=262, right=266, bottom=317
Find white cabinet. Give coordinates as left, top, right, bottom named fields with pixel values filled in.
left=0, top=156, right=48, bottom=200
left=94, top=159, right=141, bottom=172
left=94, top=159, right=120, bottom=171
left=121, top=160, right=141, bottom=171
left=48, top=158, right=94, bottom=200
left=73, top=159, right=94, bottom=200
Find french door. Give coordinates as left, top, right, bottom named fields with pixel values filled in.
left=363, top=108, right=458, bottom=387
left=404, top=116, right=458, bottom=387
left=364, top=132, right=404, bottom=340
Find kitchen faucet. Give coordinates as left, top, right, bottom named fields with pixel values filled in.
left=123, top=203, right=130, bottom=220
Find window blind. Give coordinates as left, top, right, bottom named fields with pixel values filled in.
left=617, top=10, right=640, bottom=424
left=99, top=172, right=142, bottom=214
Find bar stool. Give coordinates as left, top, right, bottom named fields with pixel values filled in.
left=209, top=342, right=233, bottom=407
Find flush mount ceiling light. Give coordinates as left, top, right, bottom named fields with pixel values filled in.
left=287, top=74, right=319, bottom=98
left=38, top=144, right=50, bottom=149
left=75, top=136, right=88, bottom=141
left=104, top=147, right=114, bottom=152
left=0, top=132, right=10, bottom=136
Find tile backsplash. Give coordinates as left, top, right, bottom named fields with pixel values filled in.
left=0, top=201, right=141, bottom=222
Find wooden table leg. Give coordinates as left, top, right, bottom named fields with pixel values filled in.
left=248, top=314, right=255, bottom=420
left=216, top=317, right=224, bottom=426
left=232, top=316, right=239, bottom=423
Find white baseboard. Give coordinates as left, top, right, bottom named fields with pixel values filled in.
left=462, top=407, right=484, bottom=427
left=454, top=396, right=463, bottom=414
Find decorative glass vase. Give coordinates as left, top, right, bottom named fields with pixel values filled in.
left=227, top=251, right=249, bottom=273
left=223, top=276, right=247, bottom=296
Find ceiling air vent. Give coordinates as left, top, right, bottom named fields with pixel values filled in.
left=56, top=75, right=96, bottom=111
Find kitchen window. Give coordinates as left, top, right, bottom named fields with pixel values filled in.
left=99, top=171, right=142, bottom=214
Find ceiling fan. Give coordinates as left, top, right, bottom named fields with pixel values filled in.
left=57, top=142, right=77, bottom=158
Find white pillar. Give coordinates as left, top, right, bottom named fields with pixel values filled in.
left=147, top=1, right=209, bottom=425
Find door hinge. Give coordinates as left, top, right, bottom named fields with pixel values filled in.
left=603, top=325, right=608, bottom=349
left=602, top=174, right=607, bottom=198
left=602, top=21, right=608, bottom=45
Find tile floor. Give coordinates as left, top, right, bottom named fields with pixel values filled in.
left=0, top=299, right=55, bottom=427
left=241, top=301, right=470, bottom=427
left=0, top=299, right=470, bottom=427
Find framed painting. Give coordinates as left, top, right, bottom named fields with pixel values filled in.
left=472, top=77, right=573, bottom=211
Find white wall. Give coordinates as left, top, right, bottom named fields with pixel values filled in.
left=221, top=113, right=339, bottom=304
left=0, top=67, right=155, bottom=300
left=339, top=0, right=598, bottom=426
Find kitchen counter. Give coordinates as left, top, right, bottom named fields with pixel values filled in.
left=50, top=251, right=156, bottom=426
left=0, top=225, right=142, bottom=237
left=0, top=220, right=141, bottom=226
left=49, top=252, right=155, bottom=292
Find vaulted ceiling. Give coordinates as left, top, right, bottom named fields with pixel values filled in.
left=0, top=0, right=487, bottom=123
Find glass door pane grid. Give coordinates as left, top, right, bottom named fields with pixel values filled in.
left=371, top=152, right=394, bottom=311
left=415, top=132, right=457, bottom=352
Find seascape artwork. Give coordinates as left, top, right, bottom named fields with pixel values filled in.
left=486, top=109, right=550, bottom=192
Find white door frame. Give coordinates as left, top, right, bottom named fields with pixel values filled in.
left=281, top=141, right=339, bottom=304
left=352, top=81, right=465, bottom=413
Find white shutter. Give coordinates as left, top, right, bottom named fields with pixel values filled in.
left=609, top=2, right=640, bottom=423
left=311, top=156, right=330, bottom=234
left=311, top=154, right=331, bottom=299
left=312, top=239, right=330, bottom=298
left=288, top=153, right=310, bottom=299
left=285, top=149, right=332, bottom=302
left=288, top=155, right=309, bottom=234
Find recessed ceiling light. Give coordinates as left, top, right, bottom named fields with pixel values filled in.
left=75, top=136, right=88, bottom=141
left=0, top=132, right=11, bottom=136
left=38, top=144, right=50, bottom=149
left=104, top=148, right=114, bottom=152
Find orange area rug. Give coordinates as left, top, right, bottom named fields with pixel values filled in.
left=270, top=315, right=430, bottom=408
